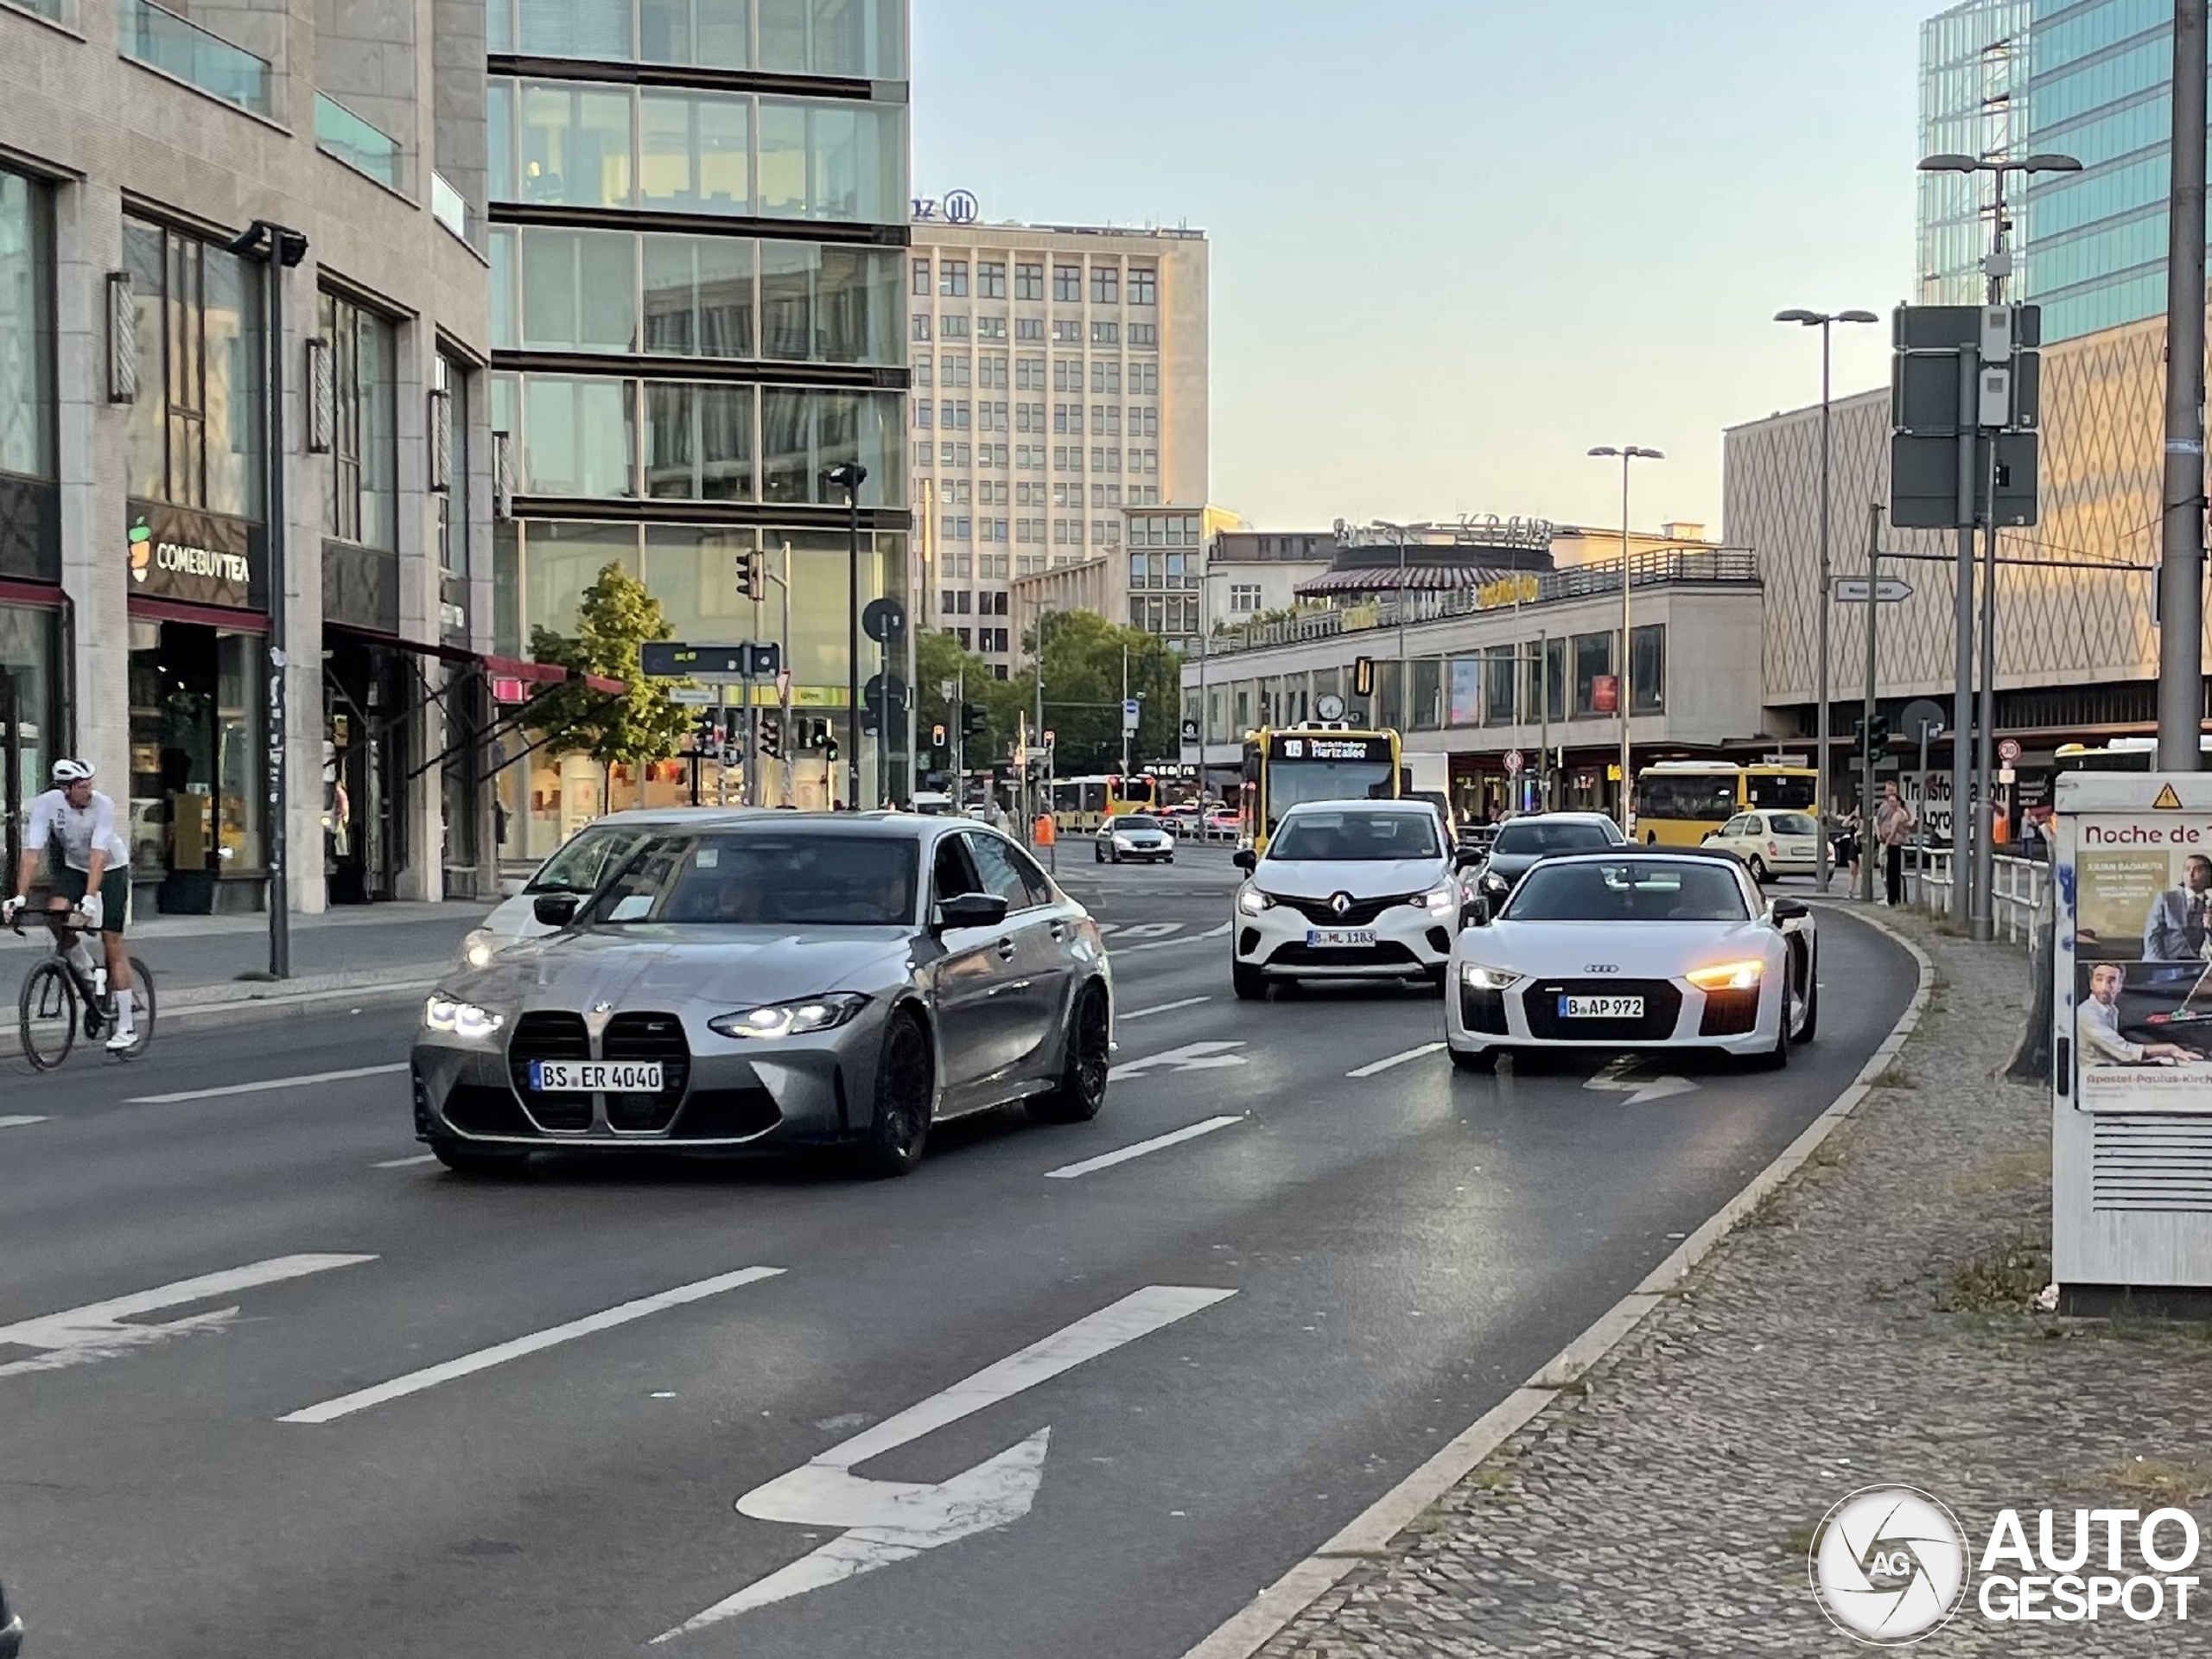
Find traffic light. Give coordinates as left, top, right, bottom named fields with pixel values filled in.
left=1853, top=714, right=1891, bottom=757
left=690, top=715, right=717, bottom=753
left=824, top=729, right=840, bottom=764
left=739, top=548, right=766, bottom=602
left=1352, top=656, right=1376, bottom=698
left=760, top=714, right=781, bottom=759
left=931, top=722, right=947, bottom=748
left=963, top=702, right=988, bottom=739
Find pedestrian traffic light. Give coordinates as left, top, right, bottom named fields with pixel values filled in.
left=931, top=722, right=947, bottom=748
left=760, top=714, right=781, bottom=759
left=739, top=548, right=766, bottom=603
left=824, top=730, right=840, bottom=764
left=690, top=715, right=717, bottom=753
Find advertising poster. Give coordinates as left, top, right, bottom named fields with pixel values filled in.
left=2072, top=810, right=2212, bottom=1113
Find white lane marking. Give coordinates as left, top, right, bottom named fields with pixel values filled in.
left=1583, top=1055, right=1697, bottom=1105
left=1114, top=921, right=1232, bottom=956
left=129, top=1063, right=408, bottom=1105
left=1108, top=1039, right=1247, bottom=1082
left=1113, top=922, right=1186, bottom=940
left=1042, top=1115, right=1244, bottom=1179
left=0, top=1254, right=376, bottom=1381
left=372, top=1153, right=438, bottom=1169
left=0, top=1116, right=48, bottom=1129
left=1121, top=995, right=1211, bottom=1021
left=653, top=1284, right=1236, bottom=1640
left=279, top=1266, right=785, bottom=1425
left=1347, top=1043, right=1445, bottom=1078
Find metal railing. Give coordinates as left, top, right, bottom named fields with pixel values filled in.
left=118, top=0, right=272, bottom=118
left=431, top=173, right=468, bottom=239
left=1204, top=548, right=1760, bottom=660
left=1912, top=848, right=2048, bottom=944
left=316, top=93, right=404, bottom=188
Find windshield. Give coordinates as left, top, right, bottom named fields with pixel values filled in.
left=1268, top=810, right=1441, bottom=862
left=1766, top=812, right=1820, bottom=836
left=1491, top=819, right=1619, bottom=856
left=1116, top=816, right=1162, bottom=830
left=527, top=824, right=649, bottom=894
left=583, top=832, right=919, bottom=927
left=1746, top=772, right=1817, bottom=810
left=1504, top=860, right=1749, bottom=923
left=1266, top=760, right=1395, bottom=831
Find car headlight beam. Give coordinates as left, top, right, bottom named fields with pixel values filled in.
left=461, top=928, right=497, bottom=970
left=709, top=992, right=869, bottom=1040
left=1236, top=887, right=1274, bottom=916
left=1421, top=882, right=1457, bottom=915
left=1687, top=959, right=1764, bottom=992
left=423, top=993, right=505, bottom=1039
left=1461, top=963, right=1522, bottom=992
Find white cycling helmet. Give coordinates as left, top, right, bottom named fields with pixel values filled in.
left=51, top=759, right=94, bottom=785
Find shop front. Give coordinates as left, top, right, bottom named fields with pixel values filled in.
left=124, top=502, right=269, bottom=914
left=1, top=584, right=65, bottom=882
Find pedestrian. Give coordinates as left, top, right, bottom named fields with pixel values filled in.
left=1832, top=808, right=1862, bottom=892
left=1872, top=782, right=1915, bottom=907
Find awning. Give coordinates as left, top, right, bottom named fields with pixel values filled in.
left=1293, top=563, right=1518, bottom=597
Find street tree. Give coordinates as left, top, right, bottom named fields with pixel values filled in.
left=528, top=562, right=695, bottom=778
left=1016, top=610, right=1183, bottom=776
left=915, top=627, right=1025, bottom=766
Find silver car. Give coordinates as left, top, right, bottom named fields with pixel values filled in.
left=410, top=815, right=1115, bottom=1178
left=1094, top=812, right=1176, bottom=864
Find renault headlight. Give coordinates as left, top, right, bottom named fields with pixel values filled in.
left=1236, top=887, right=1274, bottom=916
left=709, top=993, right=868, bottom=1040
left=1461, top=964, right=1522, bottom=992
left=1421, top=882, right=1458, bottom=916
left=1687, top=960, right=1764, bottom=992
left=461, top=928, right=498, bottom=970
left=423, top=993, right=505, bottom=1039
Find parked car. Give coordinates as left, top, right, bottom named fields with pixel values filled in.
left=413, top=814, right=1114, bottom=1178
left=1095, top=813, right=1175, bottom=863
left=1700, top=810, right=1822, bottom=883
left=1205, top=806, right=1242, bottom=842
left=1160, top=803, right=1204, bottom=838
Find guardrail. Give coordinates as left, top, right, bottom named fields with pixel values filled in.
left=1913, top=848, right=2047, bottom=943
left=119, top=0, right=272, bottom=117
left=316, top=93, right=404, bottom=188
left=431, top=173, right=468, bottom=239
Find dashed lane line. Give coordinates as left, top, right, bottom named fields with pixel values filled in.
left=1042, top=1115, right=1245, bottom=1180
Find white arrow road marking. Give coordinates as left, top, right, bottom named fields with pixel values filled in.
left=280, top=1265, right=784, bottom=1424
left=1042, top=1114, right=1245, bottom=1179
left=1111, top=922, right=1185, bottom=939
left=0, top=1116, right=48, bottom=1129
left=1347, top=1043, right=1445, bottom=1078
left=1120, top=995, right=1211, bottom=1021
left=0, top=1254, right=376, bottom=1381
left=129, top=1063, right=408, bottom=1104
left=652, top=1284, right=1236, bottom=1642
left=1581, top=1055, right=1698, bottom=1105
left=1112, top=921, right=1232, bottom=956
left=1108, top=1039, right=1247, bottom=1082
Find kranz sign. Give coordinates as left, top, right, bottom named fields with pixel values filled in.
left=127, top=502, right=258, bottom=609
left=639, top=641, right=782, bottom=683
left=911, top=189, right=979, bottom=225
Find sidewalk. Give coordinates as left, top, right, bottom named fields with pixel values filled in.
left=1240, top=907, right=2211, bottom=1657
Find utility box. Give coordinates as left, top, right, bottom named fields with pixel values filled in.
left=2052, top=772, right=2212, bottom=1312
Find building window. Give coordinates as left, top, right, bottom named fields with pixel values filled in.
left=912, top=312, right=931, bottom=340
left=941, top=315, right=969, bottom=339
left=976, top=315, right=1007, bottom=340
left=912, top=256, right=930, bottom=295
left=1230, top=583, right=1260, bottom=613
left=124, top=218, right=264, bottom=520
left=639, top=88, right=752, bottom=213
left=434, top=354, right=469, bottom=580
left=912, top=353, right=932, bottom=389
left=520, top=376, right=637, bottom=497
left=1090, top=321, right=1119, bottom=346
left=1129, top=264, right=1157, bottom=306
left=1015, top=318, right=1043, bottom=340
left=514, top=81, right=635, bottom=208
left=1090, top=265, right=1119, bottom=305
left=1090, top=360, right=1119, bottom=394
left=1129, top=322, right=1157, bottom=348
left=644, top=382, right=753, bottom=500
left=1133, top=361, right=1159, bottom=395
left=757, top=97, right=905, bottom=223
left=1050, top=320, right=1082, bottom=345
left=1052, top=264, right=1081, bottom=303
left=1630, top=623, right=1665, bottom=715
left=1015, top=261, right=1044, bottom=301
left=980, top=355, right=1008, bottom=390
left=977, top=260, right=1006, bottom=298
left=760, top=385, right=905, bottom=505
left=943, top=353, right=970, bottom=388
left=939, top=259, right=968, bottom=297
left=319, top=291, right=398, bottom=549
left=0, top=168, right=54, bottom=485
left=1572, top=632, right=1614, bottom=717
left=518, top=226, right=639, bottom=353
left=756, top=0, right=906, bottom=77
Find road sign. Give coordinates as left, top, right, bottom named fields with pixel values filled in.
left=862, top=597, right=906, bottom=645
left=863, top=672, right=909, bottom=715
left=666, top=687, right=717, bottom=705
left=1899, top=698, right=1947, bottom=742
left=1122, top=697, right=1141, bottom=733
left=1504, top=748, right=1524, bottom=775
left=1998, top=737, right=2022, bottom=765
left=1834, top=577, right=1914, bottom=604
left=1180, top=718, right=1199, bottom=742
left=1890, top=430, right=2039, bottom=528
left=640, top=641, right=779, bottom=682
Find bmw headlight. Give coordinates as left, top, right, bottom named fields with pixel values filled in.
left=1236, top=887, right=1274, bottom=916
left=1687, top=959, right=1764, bottom=991
left=461, top=928, right=498, bottom=970
left=423, top=993, right=505, bottom=1039
left=709, top=993, right=869, bottom=1040
left=1421, top=882, right=1458, bottom=915
left=1461, top=964, right=1522, bottom=992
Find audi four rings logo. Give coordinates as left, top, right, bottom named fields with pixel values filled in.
left=1584, top=963, right=1618, bottom=973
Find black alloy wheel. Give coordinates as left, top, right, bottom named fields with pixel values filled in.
left=1793, top=945, right=1820, bottom=1044
left=17, top=960, right=76, bottom=1071
left=1747, top=855, right=1770, bottom=885
left=1755, top=969, right=1794, bottom=1071
left=1031, top=982, right=1110, bottom=1123
left=859, top=1009, right=933, bottom=1177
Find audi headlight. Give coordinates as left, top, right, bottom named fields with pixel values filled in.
left=423, top=993, right=505, bottom=1039
left=461, top=928, right=498, bottom=970
left=1461, top=964, right=1522, bottom=992
left=1687, top=960, right=1764, bottom=991
left=1421, top=882, right=1458, bottom=915
left=709, top=993, right=869, bottom=1040
left=1236, top=887, right=1274, bottom=916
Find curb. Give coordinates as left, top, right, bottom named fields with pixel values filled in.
left=1176, top=907, right=1938, bottom=1659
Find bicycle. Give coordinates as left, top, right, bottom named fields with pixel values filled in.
left=9, top=913, right=156, bottom=1070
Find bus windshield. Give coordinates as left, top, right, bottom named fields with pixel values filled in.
left=1745, top=772, right=1817, bottom=810
left=1266, top=760, right=1395, bottom=831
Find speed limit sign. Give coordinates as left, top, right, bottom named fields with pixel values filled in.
left=1504, top=748, right=1524, bottom=775
left=1997, top=737, right=2021, bottom=765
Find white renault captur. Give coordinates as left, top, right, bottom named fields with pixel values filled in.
left=1231, top=801, right=1474, bottom=999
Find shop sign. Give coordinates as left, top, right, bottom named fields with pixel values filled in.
left=127, top=502, right=256, bottom=610
left=1476, top=575, right=1541, bottom=611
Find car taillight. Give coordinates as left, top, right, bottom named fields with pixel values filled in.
left=1767, top=841, right=1780, bottom=855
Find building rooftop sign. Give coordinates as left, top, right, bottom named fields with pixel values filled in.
left=912, top=190, right=980, bottom=224
left=1331, top=515, right=1557, bottom=552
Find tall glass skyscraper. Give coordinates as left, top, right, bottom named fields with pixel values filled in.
left=1920, top=0, right=2212, bottom=342
left=486, top=0, right=910, bottom=843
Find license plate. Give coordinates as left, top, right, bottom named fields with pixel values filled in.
left=529, top=1060, right=664, bottom=1092
left=1306, top=928, right=1377, bottom=949
left=1560, top=995, right=1643, bottom=1020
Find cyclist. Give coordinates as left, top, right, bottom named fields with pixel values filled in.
left=3, top=759, right=138, bottom=1051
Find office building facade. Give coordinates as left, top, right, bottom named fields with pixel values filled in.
left=911, top=218, right=1207, bottom=674
left=1, top=0, right=493, bottom=912
left=486, top=0, right=910, bottom=839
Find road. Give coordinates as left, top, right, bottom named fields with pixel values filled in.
left=0, top=846, right=1913, bottom=1658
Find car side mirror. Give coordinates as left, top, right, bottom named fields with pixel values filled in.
left=1452, top=845, right=1481, bottom=869
left=532, top=893, right=581, bottom=929
left=1770, top=897, right=1809, bottom=923
left=1460, top=898, right=1491, bottom=929
left=934, top=892, right=1010, bottom=932
left=1232, top=849, right=1257, bottom=872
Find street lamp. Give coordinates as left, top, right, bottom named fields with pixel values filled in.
left=1916, top=149, right=2080, bottom=938
left=1587, top=445, right=1663, bottom=834
left=824, top=461, right=868, bottom=810
left=1774, top=307, right=1878, bottom=889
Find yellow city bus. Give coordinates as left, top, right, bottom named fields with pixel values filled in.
left=1051, top=772, right=1159, bottom=833
left=1239, top=727, right=1405, bottom=853
left=1632, top=761, right=1819, bottom=847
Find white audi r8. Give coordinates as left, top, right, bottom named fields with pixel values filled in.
left=1445, top=847, right=1816, bottom=1071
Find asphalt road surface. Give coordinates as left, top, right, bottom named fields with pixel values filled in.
left=0, top=847, right=1913, bottom=1659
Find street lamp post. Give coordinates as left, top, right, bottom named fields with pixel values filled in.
left=1587, top=446, right=1663, bottom=834
left=1916, top=149, right=2082, bottom=938
left=824, top=461, right=868, bottom=810
left=1774, top=307, right=1879, bottom=889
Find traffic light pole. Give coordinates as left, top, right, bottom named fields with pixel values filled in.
left=1859, top=503, right=1882, bottom=903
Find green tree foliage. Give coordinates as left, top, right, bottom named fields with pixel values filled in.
left=914, top=627, right=1027, bottom=765
left=527, top=562, right=696, bottom=767
left=1017, top=611, right=1183, bottom=775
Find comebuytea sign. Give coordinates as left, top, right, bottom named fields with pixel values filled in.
left=126, top=503, right=258, bottom=610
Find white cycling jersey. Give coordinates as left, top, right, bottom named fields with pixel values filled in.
left=24, top=788, right=131, bottom=873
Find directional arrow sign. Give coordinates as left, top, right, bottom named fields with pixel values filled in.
left=1582, top=1055, right=1697, bottom=1106
left=1834, top=577, right=1913, bottom=604
left=1107, top=1039, right=1247, bottom=1082
left=653, top=1285, right=1236, bottom=1641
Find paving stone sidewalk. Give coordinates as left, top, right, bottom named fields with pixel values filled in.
left=1261, top=908, right=2212, bottom=1657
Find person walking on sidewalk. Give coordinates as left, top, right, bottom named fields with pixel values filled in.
left=1872, top=782, right=1915, bottom=907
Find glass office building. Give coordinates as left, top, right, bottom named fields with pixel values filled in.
left=486, top=0, right=910, bottom=842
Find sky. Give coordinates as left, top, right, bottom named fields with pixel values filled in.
left=912, top=0, right=1942, bottom=537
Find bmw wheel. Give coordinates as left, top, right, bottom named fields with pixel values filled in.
left=859, top=1008, right=933, bottom=1177
left=1031, top=982, right=1109, bottom=1123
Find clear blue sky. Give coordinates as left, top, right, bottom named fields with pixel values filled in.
left=912, top=0, right=1939, bottom=536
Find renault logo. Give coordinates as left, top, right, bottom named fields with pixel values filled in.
left=1331, top=893, right=1352, bottom=917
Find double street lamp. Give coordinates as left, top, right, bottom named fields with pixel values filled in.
left=1587, top=445, right=1663, bottom=833
left=1773, top=307, right=1878, bottom=887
